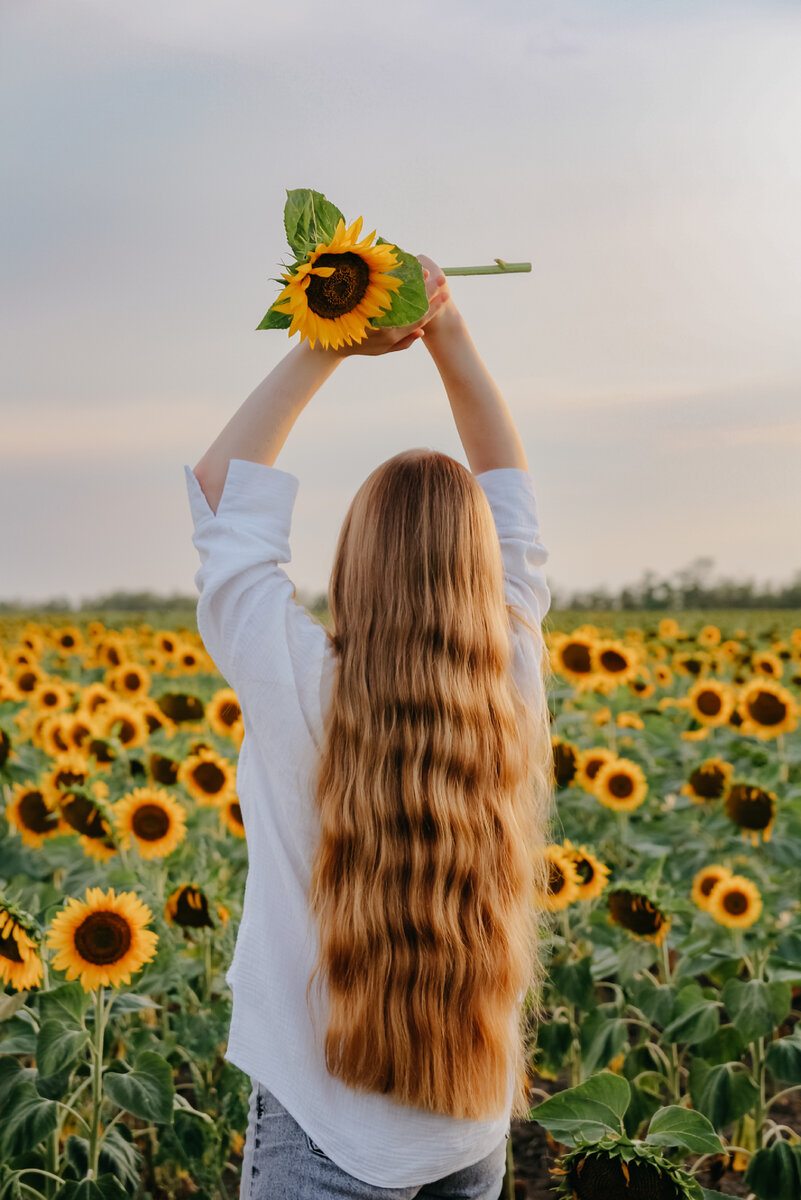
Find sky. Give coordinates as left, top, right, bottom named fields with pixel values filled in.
left=2, top=0, right=800, bottom=607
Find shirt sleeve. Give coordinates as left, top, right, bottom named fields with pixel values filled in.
left=474, top=468, right=551, bottom=627
left=184, top=459, right=329, bottom=701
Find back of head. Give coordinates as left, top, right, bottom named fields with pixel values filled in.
left=307, top=448, right=553, bottom=1120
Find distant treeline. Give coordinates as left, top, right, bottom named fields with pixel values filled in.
left=2, top=559, right=800, bottom=614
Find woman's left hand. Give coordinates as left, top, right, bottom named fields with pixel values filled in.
left=331, top=266, right=450, bottom=357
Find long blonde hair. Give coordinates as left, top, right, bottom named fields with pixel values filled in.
left=306, top=448, right=554, bottom=1121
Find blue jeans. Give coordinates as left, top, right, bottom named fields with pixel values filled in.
left=240, top=1078, right=509, bottom=1199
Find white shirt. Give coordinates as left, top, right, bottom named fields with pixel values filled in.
left=184, top=458, right=550, bottom=1188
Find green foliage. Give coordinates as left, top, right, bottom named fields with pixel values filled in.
left=746, top=1139, right=801, bottom=1200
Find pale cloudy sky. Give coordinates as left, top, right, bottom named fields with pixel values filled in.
left=2, top=0, right=800, bottom=605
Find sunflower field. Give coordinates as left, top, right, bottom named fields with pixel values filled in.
left=1, top=613, right=801, bottom=1200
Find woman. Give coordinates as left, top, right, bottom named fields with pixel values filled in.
left=186, top=254, right=554, bottom=1198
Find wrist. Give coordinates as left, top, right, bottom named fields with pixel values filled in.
left=422, top=305, right=466, bottom=351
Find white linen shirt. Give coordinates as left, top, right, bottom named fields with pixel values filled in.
left=184, top=458, right=551, bottom=1189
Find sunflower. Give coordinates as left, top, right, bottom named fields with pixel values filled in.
left=179, top=747, right=237, bottom=805
left=682, top=679, right=735, bottom=727
left=575, top=746, right=618, bottom=794
left=271, top=216, right=404, bottom=351
left=77, top=682, right=115, bottom=717
left=592, top=757, right=648, bottom=813
left=220, top=797, right=246, bottom=838
left=165, top=884, right=217, bottom=931
left=551, top=736, right=580, bottom=789
left=707, top=875, right=762, bottom=930
left=41, top=754, right=90, bottom=811
left=206, top=687, right=244, bottom=741
left=562, top=839, right=610, bottom=902
left=156, top=691, right=206, bottom=724
left=658, top=617, right=682, bottom=640
left=46, top=887, right=158, bottom=990
left=6, top=782, right=66, bottom=847
left=607, top=885, right=670, bottom=944
left=551, top=1135, right=700, bottom=1200
left=95, top=701, right=150, bottom=750
left=691, top=864, right=733, bottom=911
left=723, top=783, right=777, bottom=844
left=148, top=751, right=181, bottom=786
left=751, top=650, right=783, bottom=678
left=616, top=711, right=644, bottom=729
left=0, top=900, right=44, bottom=991
left=736, top=679, right=798, bottom=740
left=30, top=678, right=71, bottom=714
left=540, top=845, right=581, bottom=911
left=697, top=624, right=722, bottom=648
left=133, top=697, right=177, bottom=738
left=106, top=662, right=152, bottom=699
left=155, top=631, right=179, bottom=658
left=653, top=663, right=674, bottom=688
left=37, top=713, right=73, bottom=758
left=592, top=638, right=641, bottom=687
left=672, top=649, right=712, bottom=678
left=53, top=625, right=85, bottom=656
left=114, top=787, right=187, bottom=859
left=549, top=632, right=598, bottom=687
left=680, top=756, right=734, bottom=804
left=0, top=726, right=11, bottom=769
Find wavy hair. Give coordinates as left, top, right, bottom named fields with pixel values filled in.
left=306, top=448, right=554, bottom=1121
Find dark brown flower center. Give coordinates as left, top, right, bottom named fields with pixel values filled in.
left=600, top=649, right=627, bottom=673
left=149, top=753, right=179, bottom=785
left=192, top=761, right=226, bottom=794
left=305, top=252, right=370, bottom=319
left=608, top=772, right=634, bottom=798
left=608, top=890, right=665, bottom=937
left=574, top=857, right=594, bottom=884
left=723, top=889, right=749, bottom=916
left=725, top=784, right=773, bottom=830
left=0, top=925, right=24, bottom=963
left=231, top=802, right=243, bottom=825
left=157, top=693, right=204, bottom=722
left=548, top=862, right=567, bottom=895
left=562, top=641, right=592, bottom=673
left=696, top=690, right=722, bottom=716
left=74, top=910, right=132, bottom=964
left=747, top=689, right=787, bottom=726
left=689, top=764, right=725, bottom=799
left=217, top=700, right=241, bottom=727
left=20, top=790, right=60, bottom=834
left=175, top=888, right=212, bottom=928
left=132, top=803, right=171, bottom=841
left=61, top=795, right=108, bottom=838
left=569, top=1149, right=684, bottom=1199
left=700, top=873, right=722, bottom=897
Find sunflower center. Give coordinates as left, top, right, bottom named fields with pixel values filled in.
left=61, top=795, right=108, bottom=838
left=218, top=700, right=241, bottom=727
left=20, top=790, right=60, bottom=834
left=574, top=858, right=594, bottom=884
left=726, top=785, right=773, bottom=830
left=609, top=772, right=634, bottom=798
left=0, top=928, right=24, bottom=963
left=132, top=803, right=171, bottom=841
left=700, top=873, right=722, bottom=897
left=231, top=802, right=243, bottom=825
left=548, top=863, right=567, bottom=895
left=570, top=1150, right=683, bottom=1199
left=697, top=690, right=722, bottom=716
left=175, top=888, right=212, bottom=927
left=747, top=690, right=787, bottom=726
left=0, top=730, right=9, bottom=768
left=124, top=672, right=142, bottom=691
left=689, top=765, right=725, bottom=799
left=600, top=650, right=627, bottom=673
left=609, top=891, right=664, bottom=937
left=306, top=252, right=370, bottom=318
left=562, top=642, right=592, bottom=673
left=74, top=910, right=132, bottom=964
left=554, top=744, right=577, bottom=788
left=193, top=761, right=226, bottom=794
left=723, top=889, right=748, bottom=916
left=150, top=753, right=179, bottom=786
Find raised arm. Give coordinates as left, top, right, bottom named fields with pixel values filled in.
left=417, top=254, right=528, bottom=475
left=192, top=268, right=450, bottom=514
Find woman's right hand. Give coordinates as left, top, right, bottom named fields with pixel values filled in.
left=417, top=254, right=459, bottom=339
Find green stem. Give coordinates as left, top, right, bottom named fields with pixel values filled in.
left=751, top=1036, right=767, bottom=1150
left=87, top=986, right=107, bottom=1178
left=768, top=1084, right=801, bottom=1109
left=502, top=1135, right=515, bottom=1200
left=442, top=261, right=531, bottom=276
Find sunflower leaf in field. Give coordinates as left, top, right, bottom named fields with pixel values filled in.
left=0, top=1073, right=59, bottom=1160
left=660, top=999, right=720, bottom=1046
left=645, top=1106, right=723, bottom=1156
left=103, top=1050, right=174, bottom=1125
left=370, top=240, right=428, bottom=328
left=721, top=978, right=792, bottom=1043
left=765, top=1027, right=801, bottom=1084
left=550, top=956, right=594, bottom=1007
left=36, top=981, right=89, bottom=1028
left=688, top=1059, right=759, bottom=1129
left=527, top=1071, right=630, bottom=1145
left=54, top=1176, right=130, bottom=1200
left=745, top=1139, right=801, bottom=1200
left=579, top=1010, right=628, bottom=1076
left=37, top=1020, right=88, bottom=1077
left=628, top=979, right=675, bottom=1027
left=694, top=1023, right=746, bottom=1066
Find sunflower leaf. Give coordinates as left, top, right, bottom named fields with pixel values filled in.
left=746, top=1139, right=801, bottom=1200
left=527, top=1071, right=630, bottom=1146
left=256, top=304, right=292, bottom=331
left=645, top=1105, right=723, bottom=1156
left=721, top=978, right=792, bottom=1044
left=370, top=240, right=428, bottom=328
left=103, top=1050, right=174, bottom=1125
left=283, top=189, right=344, bottom=256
